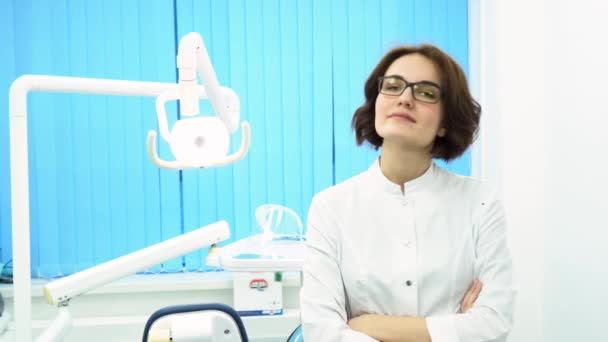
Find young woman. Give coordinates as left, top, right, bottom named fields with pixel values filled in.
left=300, top=45, right=516, bottom=342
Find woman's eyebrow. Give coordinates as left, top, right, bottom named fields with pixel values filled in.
left=385, top=74, right=440, bottom=87
left=384, top=74, right=406, bottom=80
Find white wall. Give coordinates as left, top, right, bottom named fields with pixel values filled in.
left=543, top=1, right=608, bottom=340
left=479, top=0, right=608, bottom=341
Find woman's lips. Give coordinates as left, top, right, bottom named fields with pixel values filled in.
left=389, top=112, right=417, bottom=123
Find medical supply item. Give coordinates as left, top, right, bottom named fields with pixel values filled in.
left=217, top=205, right=306, bottom=316
left=233, top=271, right=283, bottom=316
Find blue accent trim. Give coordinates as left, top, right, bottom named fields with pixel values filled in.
left=287, top=324, right=304, bottom=342
left=236, top=309, right=283, bottom=317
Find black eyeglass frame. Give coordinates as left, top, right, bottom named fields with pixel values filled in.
left=377, top=75, right=443, bottom=104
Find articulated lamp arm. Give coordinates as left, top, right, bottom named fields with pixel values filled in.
left=36, top=221, right=230, bottom=342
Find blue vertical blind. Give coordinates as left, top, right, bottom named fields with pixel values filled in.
left=0, top=0, right=470, bottom=277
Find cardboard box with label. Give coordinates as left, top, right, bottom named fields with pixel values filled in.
left=233, top=271, right=283, bottom=316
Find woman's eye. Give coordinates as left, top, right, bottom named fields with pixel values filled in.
left=415, top=87, right=438, bottom=99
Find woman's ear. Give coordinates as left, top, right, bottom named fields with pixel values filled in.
left=437, top=127, right=446, bottom=137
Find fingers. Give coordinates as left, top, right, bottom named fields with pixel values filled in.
left=459, top=281, right=475, bottom=313
left=469, top=279, right=482, bottom=304
left=460, top=279, right=483, bottom=313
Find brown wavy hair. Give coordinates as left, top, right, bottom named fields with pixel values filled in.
left=351, top=44, right=480, bottom=161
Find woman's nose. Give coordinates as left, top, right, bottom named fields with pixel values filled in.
left=397, top=87, right=415, bottom=107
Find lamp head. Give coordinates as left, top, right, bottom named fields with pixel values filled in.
left=169, top=117, right=230, bottom=166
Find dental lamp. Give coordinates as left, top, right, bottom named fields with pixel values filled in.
left=8, top=32, right=250, bottom=341
left=147, top=32, right=251, bottom=169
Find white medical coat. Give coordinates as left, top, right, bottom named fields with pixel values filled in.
left=300, top=161, right=516, bottom=341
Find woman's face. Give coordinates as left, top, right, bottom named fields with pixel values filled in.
left=374, top=53, right=446, bottom=151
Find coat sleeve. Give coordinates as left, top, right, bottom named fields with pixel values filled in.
left=426, top=189, right=517, bottom=342
left=300, top=195, right=379, bottom=342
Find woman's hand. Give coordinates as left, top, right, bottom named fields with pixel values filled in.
left=348, top=314, right=432, bottom=342
left=348, top=314, right=376, bottom=335
left=460, top=279, right=483, bottom=313
left=346, top=279, right=483, bottom=341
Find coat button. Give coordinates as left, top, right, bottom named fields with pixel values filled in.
left=405, top=280, right=413, bottom=286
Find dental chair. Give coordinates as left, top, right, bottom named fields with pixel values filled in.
left=142, top=303, right=249, bottom=342
left=142, top=304, right=303, bottom=342
left=141, top=204, right=306, bottom=341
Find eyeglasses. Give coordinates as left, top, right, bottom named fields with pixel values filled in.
left=378, top=75, right=442, bottom=104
